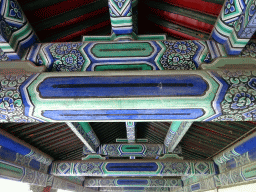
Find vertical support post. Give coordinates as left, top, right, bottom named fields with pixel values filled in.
left=126, top=122, right=136, bottom=143
left=210, top=0, right=256, bottom=55
left=0, top=0, right=39, bottom=59
left=66, top=122, right=100, bottom=154
left=164, top=121, right=193, bottom=152
left=108, top=0, right=133, bottom=35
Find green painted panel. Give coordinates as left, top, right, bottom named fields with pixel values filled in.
left=242, top=164, right=256, bottom=179
left=170, top=121, right=182, bottom=132
left=121, top=145, right=143, bottom=153
left=94, top=64, right=153, bottom=71
left=91, top=43, right=154, bottom=58
left=0, top=162, right=23, bottom=179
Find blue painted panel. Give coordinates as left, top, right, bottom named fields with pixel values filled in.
left=191, top=183, right=201, bottom=191
left=29, top=159, right=41, bottom=170
left=38, top=75, right=208, bottom=98
left=0, top=134, right=30, bottom=155
left=249, top=148, right=256, bottom=162
left=43, top=109, right=204, bottom=120
left=235, top=137, right=256, bottom=154
left=106, top=163, right=158, bottom=171
left=0, top=146, right=16, bottom=162
left=123, top=187, right=145, bottom=190
left=117, top=179, right=148, bottom=185
left=226, top=158, right=236, bottom=170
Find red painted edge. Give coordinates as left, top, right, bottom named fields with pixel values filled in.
left=53, top=20, right=111, bottom=42
left=155, top=23, right=201, bottom=40
left=25, top=0, right=96, bottom=22
left=147, top=7, right=214, bottom=34
left=36, top=7, right=108, bottom=39
left=150, top=0, right=222, bottom=17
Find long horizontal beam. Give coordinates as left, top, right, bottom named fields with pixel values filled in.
left=95, top=143, right=168, bottom=157
left=25, top=40, right=224, bottom=72
left=2, top=66, right=256, bottom=122
left=50, top=159, right=216, bottom=176
left=213, top=131, right=256, bottom=173
left=98, top=187, right=171, bottom=191
left=84, top=178, right=182, bottom=187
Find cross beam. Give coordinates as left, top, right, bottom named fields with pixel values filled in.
left=2, top=64, right=256, bottom=122
left=50, top=159, right=216, bottom=176
left=84, top=178, right=182, bottom=187
left=164, top=121, right=193, bottom=152
left=66, top=122, right=100, bottom=153
left=210, top=0, right=256, bottom=55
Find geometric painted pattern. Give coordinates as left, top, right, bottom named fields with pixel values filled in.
left=50, top=160, right=216, bottom=176
left=2, top=69, right=256, bottom=122
left=180, top=160, right=256, bottom=192
left=214, top=132, right=256, bottom=173
left=0, top=132, right=53, bottom=165
left=98, top=144, right=166, bottom=157
left=108, top=0, right=133, bottom=34
left=0, top=145, right=49, bottom=173
left=24, top=40, right=224, bottom=72
left=84, top=178, right=182, bottom=187
left=210, top=0, right=256, bottom=55
left=164, top=121, right=192, bottom=152
left=0, top=0, right=39, bottom=58
left=0, top=160, right=48, bottom=186
left=125, top=122, right=136, bottom=142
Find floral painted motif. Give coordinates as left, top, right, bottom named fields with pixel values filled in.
left=9, top=1, right=23, bottom=20
left=160, top=41, right=197, bottom=70
left=240, top=41, right=256, bottom=57
left=214, top=70, right=256, bottom=121
left=49, top=43, right=86, bottom=72
left=0, top=73, right=38, bottom=122
left=224, top=0, right=236, bottom=15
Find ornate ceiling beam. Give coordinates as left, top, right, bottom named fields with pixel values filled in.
left=164, top=122, right=193, bottom=152
left=25, top=39, right=223, bottom=72
left=210, top=0, right=256, bottom=55
left=84, top=178, right=182, bottom=187
left=1, top=65, right=256, bottom=122
left=66, top=122, right=100, bottom=153
left=50, top=159, right=216, bottom=176
left=213, top=131, right=256, bottom=173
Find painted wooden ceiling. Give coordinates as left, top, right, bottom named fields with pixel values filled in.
left=1, top=122, right=256, bottom=161
left=15, top=0, right=228, bottom=42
